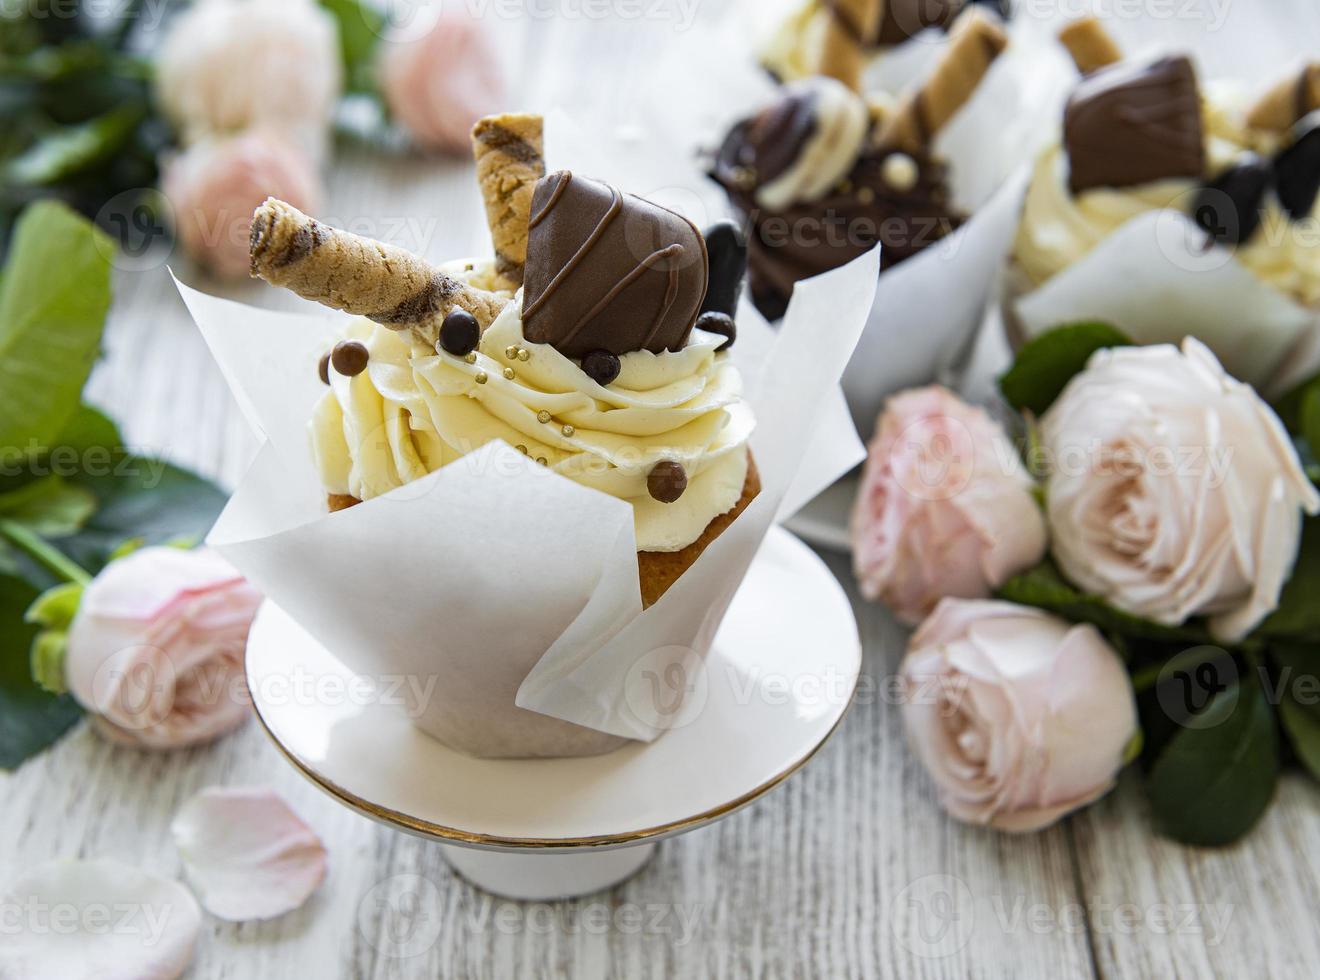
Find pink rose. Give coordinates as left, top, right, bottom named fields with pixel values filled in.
left=65, top=548, right=264, bottom=749
left=851, top=386, right=1048, bottom=624
left=378, top=11, right=505, bottom=155
left=903, top=599, right=1138, bottom=832
left=164, top=131, right=321, bottom=279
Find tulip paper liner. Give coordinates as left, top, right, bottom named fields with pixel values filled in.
left=986, top=325, right=1320, bottom=847
left=1005, top=209, right=1320, bottom=397
left=183, top=243, right=877, bottom=758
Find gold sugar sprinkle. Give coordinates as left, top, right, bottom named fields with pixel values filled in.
left=561, top=424, right=575, bottom=437
left=505, top=345, right=519, bottom=359
left=536, top=457, right=548, bottom=466
left=464, top=352, right=478, bottom=364
left=537, top=410, right=552, bottom=424
left=517, top=348, right=530, bottom=361
left=475, top=371, right=488, bottom=384
left=857, top=187, right=876, bottom=204
left=503, top=367, right=516, bottom=380
left=516, top=444, right=528, bottom=454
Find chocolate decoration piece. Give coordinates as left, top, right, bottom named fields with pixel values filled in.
left=1064, top=56, right=1206, bottom=194
left=521, top=171, right=709, bottom=357
left=709, top=91, right=820, bottom=199
left=439, top=310, right=480, bottom=356
left=695, top=312, right=736, bottom=352
left=581, top=349, right=621, bottom=386
left=1192, top=157, right=1272, bottom=245
left=331, top=341, right=369, bottom=377
left=318, top=352, right=331, bottom=385
left=700, top=221, right=748, bottom=318
left=876, top=0, right=964, bottom=46
left=647, top=461, right=688, bottom=504
left=1274, top=121, right=1320, bottom=220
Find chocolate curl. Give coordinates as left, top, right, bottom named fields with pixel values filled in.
left=818, top=0, right=885, bottom=93
left=1247, top=64, right=1320, bottom=132
left=249, top=198, right=507, bottom=334
left=471, top=113, right=546, bottom=291
left=1058, top=17, right=1122, bottom=75
left=876, top=7, right=1007, bottom=154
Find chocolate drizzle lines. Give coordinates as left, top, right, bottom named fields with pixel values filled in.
left=523, top=173, right=623, bottom=323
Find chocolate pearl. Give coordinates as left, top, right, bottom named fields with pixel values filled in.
left=331, top=340, right=369, bottom=377
left=700, top=220, right=748, bottom=318
left=581, top=349, right=621, bottom=386
left=1192, top=156, right=1272, bottom=245
left=318, top=352, right=331, bottom=385
left=1275, top=122, right=1320, bottom=221
left=647, top=461, right=688, bottom=504
left=695, top=311, right=736, bottom=352
left=439, top=310, right=480, bottom=356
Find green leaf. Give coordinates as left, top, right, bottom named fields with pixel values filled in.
left=57, top=458, right=228, bottom=573
left=1273, top=372, right=1320, bottom=434
left=0, top=475, right=96, bottom=537
left=1270, top=645, right=1320, bottom=783
left=0, top=573, right=82, bottom=770
left=1258, top=516, right=1320, bottom=641
left=996, top=561, right=1211, bottom=647
left=30, top=629, right=69, bottom=696
left=1146, top=671, right=1278, bottom=846
left=1303, top=386, right=1320, bottom=462
left=0, top=202, right=114, bottom=459
left=25, top=581, right=83, bottom=631
left=0, top=404, right=123, bottom=496
left=317, top=0, right=385, bottom=94
left=999, top=322, right=1132, bottom=416
left=4, top=104, right=145, bottom=186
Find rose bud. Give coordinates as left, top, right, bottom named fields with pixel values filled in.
left=902, top=599, right=1138, bottom=832
left=1041, top=338, right=1320, bottom=643
left=851, top=386, right=1047, bottom=625
left=64, top=547, right=264, bottom=749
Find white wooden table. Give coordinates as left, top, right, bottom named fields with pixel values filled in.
left=4, top=2, right=1319, bottom=976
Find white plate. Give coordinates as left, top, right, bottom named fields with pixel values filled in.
left=247, top=527, right=861, bottom=851
left=783, top=473, right=860, bottom=555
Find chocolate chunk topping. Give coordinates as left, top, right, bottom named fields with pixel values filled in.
left=318, top=351, right=331, bottom=385
left=695, top=311, right=736, bottom=352
left=439, top=309, right=481, bottom=356
left=647, top=461, right=688, bottom=504
left=1275, top=120, right=1320, bottom=219
left=1064, top=56, right=1206, bottom=194
left=700, top=220, right=748, bottom=318
left=521, top=171, right=709, bottom=357
left=1192, top=157, right=1272, bottom=245
left=331, top=340, right=369, bottom=377
left=581, top=349, right=621, bottom=386
left=711, top=91, right=819, bottom=195
left=876, top=0, right=964, bottom=46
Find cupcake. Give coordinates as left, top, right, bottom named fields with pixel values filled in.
left=710, top=5, right=1008, bottom=321
left=248, top=114, right=760, bottom=609
left=1006, top=18, right=1320, bottom=388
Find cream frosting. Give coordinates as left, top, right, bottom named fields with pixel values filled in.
left=309, top=262, right=755, bottom=553
left=756, top=77, right=870, bottom=211
left=1013, top=101, right=1320, bottom=306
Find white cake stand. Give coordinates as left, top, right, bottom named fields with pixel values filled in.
left=246, top=527, right=861, bottom=900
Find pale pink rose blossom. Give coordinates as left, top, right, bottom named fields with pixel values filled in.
left=65, top=547, right=264, bottom=749
left=903, top=599, right=1138, bottom=832
left=851, top=386, right=1048, bottom=624
left=1042, top=338, right=1320, bottom=643
left=155, top=0, right=342, bottom=145
left=172, top=787, right=328, bottom=922
left=379, top=11, right=506, bottom=155
left=163, top=131, right=321, bottom=279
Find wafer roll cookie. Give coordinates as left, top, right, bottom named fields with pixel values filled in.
left=472, top=114, right=546, bottom=290
left=249, top=198, right=506, bottom=331
left=877, top=8, right=1007, bottom=154
left=1058, top=17, right=1122, bottom=75
left=818, top=0, right=884, bottom=93
left=1247, top=64, right=1320, bottom=132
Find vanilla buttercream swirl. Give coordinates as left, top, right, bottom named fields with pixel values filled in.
left=310, top=262, right=755, bottom=552
left=1013, top=101, right=1320, bottom=306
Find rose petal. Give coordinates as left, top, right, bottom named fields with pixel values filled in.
left=171, top=787, right=327, bottom=921
left=0, top=859, right=200, bottom=980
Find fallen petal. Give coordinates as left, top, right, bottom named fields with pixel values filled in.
left=171, top=787, right=328, bottom=921
left=0, top=858, right=200, bottom=980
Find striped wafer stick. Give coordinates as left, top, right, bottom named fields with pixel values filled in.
left=1247, top=64, right=1320, bottom=132
left=876, top=7, right=1007, bottom=154
left=471, top=113, right=546, bottom=291
left=818, top=0, right=885, bottom=93
left=249, top=198, right=508, bottom=336
left=1058, top=17, right=1122, bottom=75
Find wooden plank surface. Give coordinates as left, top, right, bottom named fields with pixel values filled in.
left=2, top=2, right=1318, bottom=977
